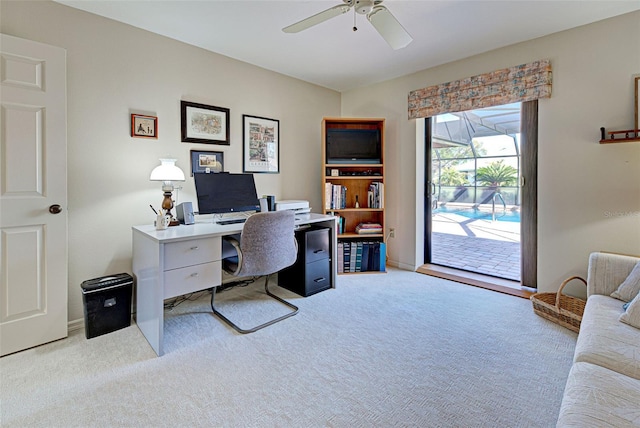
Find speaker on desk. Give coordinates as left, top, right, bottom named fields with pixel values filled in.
left=176, top=202, right=195, bottom=225
left=262, top=195, right=275, bottom=211
left=259, top=198, right=269, bottom=213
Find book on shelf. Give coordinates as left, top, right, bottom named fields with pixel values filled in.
left=371, top=243, right=379, bottom=271
left=324, top=182, right=332, bottom=210
left=361, top=243, right=370, bottom=272
left=355, top=242, right=363, bottom=272
left=326, top=182, right=381, bottom=210
left=329, top=215, right=347, bottom=234
left=331, top=215, right=346, bottom=234
left=370, top=242, right=384, bottom=272
left=343, top=242, right=351, bottom=272
left=355, top=222, right=383, bottom=235
left=327, top=184, right=347, bottom=210
left=380, top=243, right=386, bottom=272
left=367, top=182, right=384, bottom=209
left=349, top=242, right=356, bottom=272
left=339, top=241, right=386, bottom=273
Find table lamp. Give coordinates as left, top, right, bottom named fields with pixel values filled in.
left=150, top=158, right=185, bottom=226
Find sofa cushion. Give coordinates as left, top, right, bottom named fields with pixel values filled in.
left=587, top=252, right=640, bottom=297
left=611, top=261, right=640, bottom=302
left=557, top=362, right=640, bottom=427
left=574, top=295, right=640, bottom=380
left=620, top=292, right=640, bottom=329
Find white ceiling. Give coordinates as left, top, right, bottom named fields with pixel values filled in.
left=55, top=0, right=640, bottom=92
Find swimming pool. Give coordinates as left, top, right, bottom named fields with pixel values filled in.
left=434, top=206, right=521, bottom=223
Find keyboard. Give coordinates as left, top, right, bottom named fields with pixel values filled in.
left=217, top=218, right=247, bottom=225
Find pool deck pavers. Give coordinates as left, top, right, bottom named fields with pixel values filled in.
left=431, top=212, right=521, bottom=281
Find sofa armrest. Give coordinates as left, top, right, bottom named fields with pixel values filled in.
left=587, top=252, right=640, bottom=297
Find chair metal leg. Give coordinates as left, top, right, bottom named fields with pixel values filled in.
left=210, top=274, right=299, bottom=334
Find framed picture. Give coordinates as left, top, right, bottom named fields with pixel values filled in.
left=131, top=114, right=157, bottom=139
left=190, top=150, right=224, bottom=175
left=243, top=115, right=279, bottom=173
left=635, top=76, right=639, bottom=131
left=181, top=101, right=230, bottom=145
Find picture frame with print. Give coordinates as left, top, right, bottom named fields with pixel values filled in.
left=181, top=101, right=230, bottom=145
left=131, top=114, right=158, bottom=139
left=242, top=114, right=279, bottom=173
left=190, top=150, right=224, bottom=175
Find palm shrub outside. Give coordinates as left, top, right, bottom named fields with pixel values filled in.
left=475, top=160, right=518, bottom=187
left=439, top=168, right=468, bottom=186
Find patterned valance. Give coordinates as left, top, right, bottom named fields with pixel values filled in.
left=408, top=59, right=552, bottom=119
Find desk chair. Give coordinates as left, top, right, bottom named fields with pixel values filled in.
left=211, top=210, right=299, bottom=333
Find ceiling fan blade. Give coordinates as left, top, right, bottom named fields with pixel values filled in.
left=367, top=5, right=413, bottom=50
left=282, top=4, right=351, bottom=33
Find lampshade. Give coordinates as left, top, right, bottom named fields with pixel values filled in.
left=149, top=158, right=185, bottom=182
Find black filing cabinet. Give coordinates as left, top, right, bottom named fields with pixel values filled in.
left=278, top=226, right=331, bottom=297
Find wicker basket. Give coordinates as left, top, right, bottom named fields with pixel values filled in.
left=530, top=276, right=587, bottom=333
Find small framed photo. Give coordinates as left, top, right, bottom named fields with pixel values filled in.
left=181, top=101, right=230, bottom=145
left=243, top=114, right=279, bottom=173
left=131, top=114, right=157, bottom=139
left=190, top=150, right=224, bottom=175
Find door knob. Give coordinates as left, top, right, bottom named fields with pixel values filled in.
left=49, top=204, right=62, bottom=214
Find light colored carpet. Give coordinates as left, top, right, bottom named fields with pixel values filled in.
left=0, top=268, right=576, bottom=427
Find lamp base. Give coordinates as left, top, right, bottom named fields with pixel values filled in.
left=160, top=189, right=180, bottom=227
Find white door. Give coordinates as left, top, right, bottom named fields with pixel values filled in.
left=0, top=34, right=68, bottom=356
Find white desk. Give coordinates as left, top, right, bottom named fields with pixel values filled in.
left=132, top=213, right=337, bottom=356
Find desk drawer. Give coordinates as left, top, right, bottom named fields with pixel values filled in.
left=304, top=259, right=331, bottom=296
left=279, top=258, right=330, bottom=297
left=163, top=261, right=221, bottom=299
left=300, top=227, right=330, bottom=264
left=164, top=237, right=221, bottom=271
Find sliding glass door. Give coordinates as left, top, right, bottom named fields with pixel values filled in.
left=424, top=101, right=537, bottom=287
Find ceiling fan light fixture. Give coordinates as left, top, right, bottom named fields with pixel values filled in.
left=354, top=0, right=374, bottom=15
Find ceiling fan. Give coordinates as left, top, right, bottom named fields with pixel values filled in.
left=282, top=0, right=413, bottom=50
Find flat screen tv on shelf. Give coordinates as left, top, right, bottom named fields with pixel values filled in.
left=326, top=128, right=381, bottom=164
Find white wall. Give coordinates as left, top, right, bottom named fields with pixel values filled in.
left=1, top=0, right=341, bottom=323
left=341, top=11, right=640, bottom=292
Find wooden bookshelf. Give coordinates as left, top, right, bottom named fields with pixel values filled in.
left=322, top=117, right=386, bottom=274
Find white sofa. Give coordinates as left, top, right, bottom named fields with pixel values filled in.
left=557, top=252, right=640, bottom=427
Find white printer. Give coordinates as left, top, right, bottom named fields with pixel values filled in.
left=274, top=200, right=311, bottom=215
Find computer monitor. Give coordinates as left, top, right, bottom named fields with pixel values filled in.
left=194, top=172, right=260, bottom=214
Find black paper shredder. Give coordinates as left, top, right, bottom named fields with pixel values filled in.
left=81, top=273, right=133, bottom=339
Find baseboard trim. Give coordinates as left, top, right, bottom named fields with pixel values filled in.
left=68, top=318, right=84, bottom=332
left=417, top=264, right=534, bottom=299
left=388, top=260, right=415, bottom=271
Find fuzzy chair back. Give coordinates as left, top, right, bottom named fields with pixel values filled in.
left=235, top=210, right=297, bottom=277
